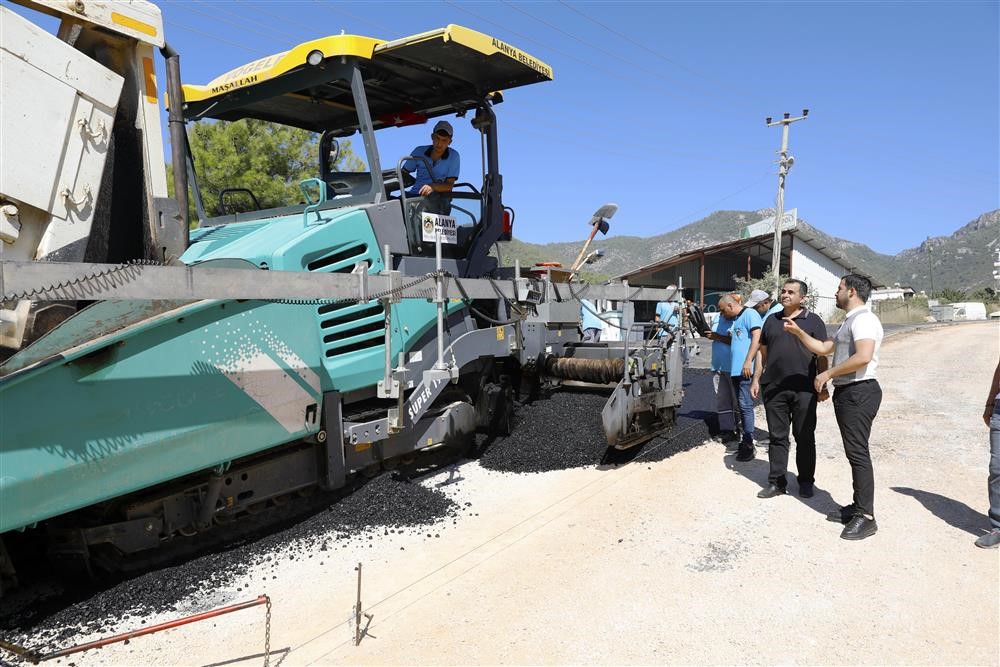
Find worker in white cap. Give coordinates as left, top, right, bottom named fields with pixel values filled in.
left=403, top=119, right=461, bottom=198
left=745, top=288, right=782, bottom=321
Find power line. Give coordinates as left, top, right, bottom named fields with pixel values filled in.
left=500, top=108, right=764, bottom=165
left=162, top=18, right=267, bottom=55
left=662, top=172, right=774, bottom=230
left=501, top=0, right=737, bottom=107
left=181, top=0, right=302, bottom=44
left=498, top=124, right=774, bottom=229
left=164, top=2, right=755, bottom=159
left=502, top=120, right=657, bottom=162
left=557, top=0, right=766, bottom=107
left=229, top=0, right=772, bottom=159
left=553, top=2, right=997, bottom=182
left=310, top=0, right=394, bottom=34
left=233, top=0, right=337, bottom=37
left=509, top=90, right=996, bottom=185
left=441, top=0, right=704, bottom=106
left=499, top=82, right=770, bottom=155
left=442, top=0, right=622, bottom=72
left=822, top=125, right=998, bottom=184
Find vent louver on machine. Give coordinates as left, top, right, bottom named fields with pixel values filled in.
left=306, top=243, right=368, bottom=273
left=309, top=243, right=384, bottom=358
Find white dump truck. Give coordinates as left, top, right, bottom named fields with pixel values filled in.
left=1, top=0, right=188, bottom=355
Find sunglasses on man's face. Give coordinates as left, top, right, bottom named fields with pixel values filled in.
left=433, top=132, right=451, bottom=139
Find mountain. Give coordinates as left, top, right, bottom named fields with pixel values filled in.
left=501, top=209, right=1000, bottom=293
left=498, top=210, right=766, bottom=281
left=893, top=210, right=1000, bottom=293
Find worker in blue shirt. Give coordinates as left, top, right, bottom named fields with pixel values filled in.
left=580, top=299, right=603, bottom=342
left=746, top=289, right=781, bottom=419
left=403, top=120, right=461, bottom=202
left=746, top=288, right=782, bottom=322
left=653, top=300, right=680, bottom=338
left=704, top=307, right=737, bottom=442
left=704, top=293, right=763, bottom=461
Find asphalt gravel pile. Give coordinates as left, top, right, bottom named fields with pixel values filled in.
left=291, top=470, right=460, bottom=534
left=477, top=368, right=715, bottom=473
left=476, top=390, right=613, bottom=472
left=2, top=474, right=459, bottom=650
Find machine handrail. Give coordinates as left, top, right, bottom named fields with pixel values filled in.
left=299, top=178, right=329, bottom=227
left=395, top=155, right=434, bottom=212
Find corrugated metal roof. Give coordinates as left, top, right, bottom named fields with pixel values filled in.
left=615, top=227, right=850, bottom=281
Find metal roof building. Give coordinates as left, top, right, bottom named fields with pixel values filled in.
left=615, top=212, right=853, bottom=320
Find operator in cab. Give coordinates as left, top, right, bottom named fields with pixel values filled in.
left=403, top=120, right=460, bottom=214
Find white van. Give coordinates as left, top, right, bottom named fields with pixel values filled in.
left=951, top=302, right=987, bottom=321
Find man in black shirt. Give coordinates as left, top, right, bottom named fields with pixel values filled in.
left=751, top=279, right=829, bottom=499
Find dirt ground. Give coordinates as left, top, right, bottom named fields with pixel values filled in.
left=49, top=322, right=1000, bottom=666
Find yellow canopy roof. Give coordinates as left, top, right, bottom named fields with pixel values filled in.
left=180, top=25, right=552, bottom=133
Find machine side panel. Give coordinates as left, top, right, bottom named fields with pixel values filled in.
left=0, top=300, right=324, bottom=533
left=363, top=200, right=409, bottom=256
left=184, top=208, right=459, bottom=394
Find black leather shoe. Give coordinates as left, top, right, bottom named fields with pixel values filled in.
left=735, top=446, right=755, bottom=462
left=974, top=528, right=1000, bottom=549
left=798, top=483, right=814, bottom=498
left=841, top=515, right=878, bottom=540
left=826, top=505, right=855, bottom=524
left=757, top=484, right=787, bottom=499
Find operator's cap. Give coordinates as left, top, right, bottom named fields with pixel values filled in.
left=433, top=120, right=454, bottom=137
left=745, top=289, right=772, bottom=307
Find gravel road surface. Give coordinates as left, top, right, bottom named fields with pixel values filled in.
left=5, top=322, right=997, bottom=665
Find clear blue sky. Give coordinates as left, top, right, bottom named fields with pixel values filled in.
left=10, top=0, right=998, bottom=254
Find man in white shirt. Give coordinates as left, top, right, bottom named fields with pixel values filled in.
left=783, top=274, right=884, bottom=541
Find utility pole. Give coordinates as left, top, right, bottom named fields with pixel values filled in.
left=992, top=245, right=1000, bottom=292
left=926, top=237, right=934, bottom=299
left=765, top=109, right=809, bottom=295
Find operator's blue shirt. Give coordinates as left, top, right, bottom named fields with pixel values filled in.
left=580, top=299, right=603, bottom=330
left=403, top=145, right=461, bottom=195
left=711, top=315, right=734, bottom=373
left=763, top=302, right=783, bottom=321
left=655, top=301, right=680, bottom=328
left=728, top=306, right=763, bottom=377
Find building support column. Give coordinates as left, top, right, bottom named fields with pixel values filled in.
left=699, top=253, right=705, bottom=307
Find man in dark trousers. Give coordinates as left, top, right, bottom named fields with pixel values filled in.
left=751, top=279, right=828, bottom=499
left=784, top=274, right=884, bottom=541
left=978, top=357, right=1000, bottom=548
left=705, top=294, right=762, bottom=461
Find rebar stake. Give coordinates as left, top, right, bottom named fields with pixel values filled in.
left=354, top=562, right=373, bottom=646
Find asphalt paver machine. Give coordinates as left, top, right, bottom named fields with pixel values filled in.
left=0, top=16, right=686, bottom=589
